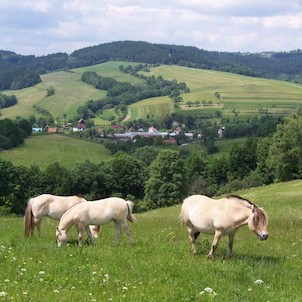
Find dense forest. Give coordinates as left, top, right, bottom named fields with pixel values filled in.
left=1, top=41, right=302, bottom=91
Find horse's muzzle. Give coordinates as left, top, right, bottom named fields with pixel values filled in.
left=259, top=233, right=269, bottom=240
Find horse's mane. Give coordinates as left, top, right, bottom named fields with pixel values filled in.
left=226, top=194, right=254, bottom=207
left=226, top=195, right=268, bottom=226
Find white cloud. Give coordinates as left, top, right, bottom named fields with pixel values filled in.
left=0, top=0, right=301, bottom=55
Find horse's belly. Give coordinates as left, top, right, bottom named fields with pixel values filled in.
left=190, top=216, right=215, bottom=234
left=194, top=223, right=215, bottom=234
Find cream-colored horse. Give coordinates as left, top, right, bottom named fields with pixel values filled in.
left=180, top=194, right=269, bottom=259
left=24, top=194, right=100, bottom=238
left=56, top=197, right=136, bottom=247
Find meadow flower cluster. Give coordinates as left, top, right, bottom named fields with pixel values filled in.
left=199, top=287, right=217, bottom=297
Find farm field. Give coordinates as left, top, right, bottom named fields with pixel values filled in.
left=0, top=134, right=111, bottom=170
left=126, top=96, right=174, bottom=121
left=2, top=61, right=302, bottom=124
left=0, top=180, right=302, bottom=301
left=148, top=65, right=302, bottom=118
left=1, top=61, right=141, bottom=121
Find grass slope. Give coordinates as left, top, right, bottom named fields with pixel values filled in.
left=0, top=134, right=111, bottom=169
left=0, top=180, right=301, bottom=301
left=2, top=62, right=302, bottom=124
left=1, top=61, right=142, bottom=120
left=148, top=65, right=302, bottom=118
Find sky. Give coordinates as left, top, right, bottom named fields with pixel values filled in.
left=1, top=0, right=302, bottom=56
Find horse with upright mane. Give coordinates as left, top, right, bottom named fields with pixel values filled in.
left=180, top=194, right=269, bottom=259
left=56, top=197, right=136, bottom=247
left=24, top=194, right=100, bottom=238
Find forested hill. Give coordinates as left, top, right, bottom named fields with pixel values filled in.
left=1, top=40, right=302, bottom=91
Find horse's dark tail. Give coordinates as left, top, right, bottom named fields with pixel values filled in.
left=24, top=198, right=34, bottom=238
left=126, top=201, right=137, bottom=223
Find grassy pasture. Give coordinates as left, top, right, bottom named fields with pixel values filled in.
left=1, top=61, right=141, bottom=121
left=0, top=180, right=302, bottom=301
left=148, top=65, right=302, bottom=118
left=126, top=96, right=174, bottom=121
left=2, top=61, right=302, bottom=124
left=0, top=134, right=110, bottom=170
left=2, top=71, right=107, bottom=120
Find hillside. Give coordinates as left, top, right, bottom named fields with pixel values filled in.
left=1, top=180, right=302, bottom=301
left=2, top=62, right=302, bottom=124
left=0, top=133, right=111, bottom=169
left=1, top=41, right=302, bottom=92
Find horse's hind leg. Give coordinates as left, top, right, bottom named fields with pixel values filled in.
left=114, top=222, right=122, bottom=246
left=33, top=219, right=42, bottom=238
left=121, top=222, right=133, bottom=244
left=186, top=223, right=200, bottom=255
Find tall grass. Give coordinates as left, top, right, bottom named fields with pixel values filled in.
left=0, top=180, right=302, bottom=301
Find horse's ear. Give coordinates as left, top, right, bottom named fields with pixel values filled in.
left=252, top=204, right=256, bottom=213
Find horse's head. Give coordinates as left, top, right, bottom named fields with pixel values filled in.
left=89, top=225, right=101, bottom=239
left=56, top=227, right=68, bottom=247
left=248, top=205, right=269, bottom=241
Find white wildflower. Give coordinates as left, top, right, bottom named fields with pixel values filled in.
left=39, top=271, right=45, bottom=276
left=0, top=292, right=7, bottom=297
left=255, top=279, right=264, bottom=285
left=122, top=287, right=128, bottom=291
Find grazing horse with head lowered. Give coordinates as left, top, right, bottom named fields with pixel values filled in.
left=180, top=194, right=269, bottom=259
left=56, top=197, right=136, bottom=247
left=24, top=194, right=100, bottom=239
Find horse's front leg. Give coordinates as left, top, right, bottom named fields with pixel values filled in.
left=85, top=225, right=95, bottom=245
left=76, top=224, right=85, bottom=246
left=207, top=230, right=222, bottom=260
left=227, top=232, right=236, bottom=258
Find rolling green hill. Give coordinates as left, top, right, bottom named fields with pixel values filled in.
left=0, top=180, right=302, bottom=301
left=0, top=133, right=111, bottom=169
left=147, top=65, right=302, bottom=118
left=1, top=61, right=302, bottom=123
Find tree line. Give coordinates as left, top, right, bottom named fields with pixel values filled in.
left=0, top=118, right=32, bottom=150
left=1, top=41, right=302, bottom=91
left=0, top=93, right=17, bottom=109
left=1, top=114, right=301, bottom=216
left=78, top=68, right=188, bottom=119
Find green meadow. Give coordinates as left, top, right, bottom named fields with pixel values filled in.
left=0, top=134, right=110, bottom=170
left=0, top=180, right=301, bottom=301
left=148, top=65, right=302, bottom=118
left=2, top=61, right=302, bottom=123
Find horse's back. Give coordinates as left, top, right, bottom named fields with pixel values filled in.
left=181, top=195, right=215, bottom=218
left=60, top=197, right=128, bottom=227
left=32, top=194, right=85, bottom=220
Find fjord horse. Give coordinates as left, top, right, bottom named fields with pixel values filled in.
left=56, top=197, right=136, bottom=247
left=180, top=194, right=269, bottom=259
left=24, top=194, right=100, bottom=238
